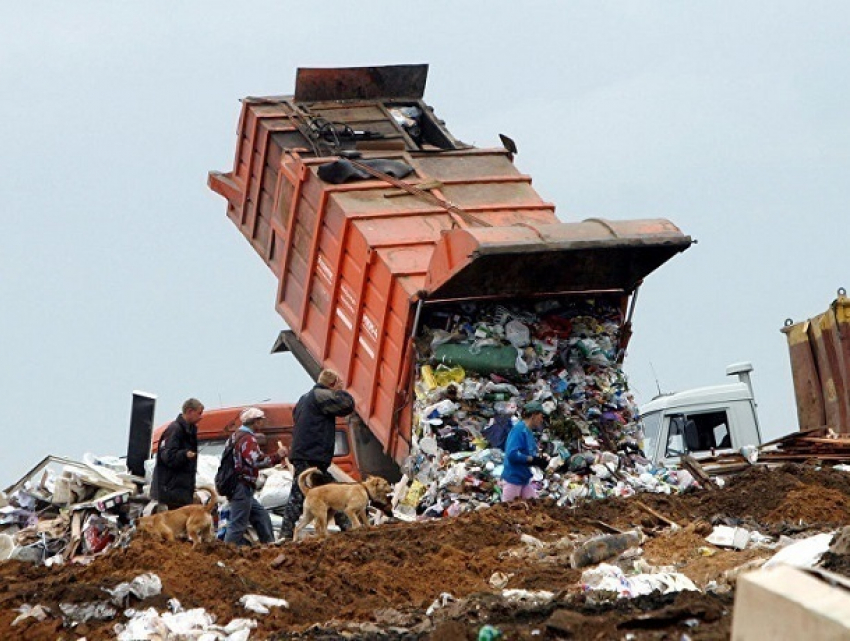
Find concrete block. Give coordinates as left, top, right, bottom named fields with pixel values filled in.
left=732, top=565, right=850, bottom=640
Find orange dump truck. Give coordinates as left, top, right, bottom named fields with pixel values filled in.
left=149, top=404, right=361, bottom=479
left=782, top=288, right=850, bottom=434
left=208, top=64, right=692, bottom=475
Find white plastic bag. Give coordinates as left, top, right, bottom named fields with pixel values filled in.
left=763, top=532, right=834, bottom=569
left=505, top=320, right=530, bottom=347
left=257, top=469, right=293, bottom=508
left=239, top=594, right=289, bottom=614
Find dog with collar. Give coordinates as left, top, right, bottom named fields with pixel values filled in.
left=293, top=467, right=392, bottom=539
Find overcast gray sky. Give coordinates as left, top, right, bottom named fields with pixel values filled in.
left=2, top=3, right=848, bottom=488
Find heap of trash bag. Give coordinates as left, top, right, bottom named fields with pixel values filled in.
left=0, top=452, right=294, bottom=566
left=395, top=296, right=696, bottom=519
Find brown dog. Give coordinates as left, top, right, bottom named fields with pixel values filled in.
left=293, top=468, right=392, bottom=539
left=137, top=486, right=219, bottom=547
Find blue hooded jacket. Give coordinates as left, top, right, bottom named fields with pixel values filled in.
left=501, top=419, right=538, bottom=485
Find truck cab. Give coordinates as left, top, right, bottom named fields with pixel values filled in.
left=639, top=362, right=763, bottom=467
left=150, top=403, right=361, bottom=480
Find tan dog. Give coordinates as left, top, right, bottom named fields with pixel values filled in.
left=293, top=468, right=392, bottom=539
left=137, top=486, right=219, bottom=547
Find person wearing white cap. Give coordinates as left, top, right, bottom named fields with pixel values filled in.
left=223, top=407, right=288, bottom=546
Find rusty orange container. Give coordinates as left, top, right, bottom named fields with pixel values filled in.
left=209, top=65, right=692, bottom=463
left=782, top=288, right=850, bottom=434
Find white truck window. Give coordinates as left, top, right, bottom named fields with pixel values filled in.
left=641, top=413, right=662, bottom=459
left=665, top=416, right=687, bottom=457
left=687, top=411, right=730, bottom=450
left=665, top=411, right=731, bottom=458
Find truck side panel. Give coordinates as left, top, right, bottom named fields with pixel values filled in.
left=783, top=292, right=850, bottom=433
left=209, top=67, right=692, bottom=463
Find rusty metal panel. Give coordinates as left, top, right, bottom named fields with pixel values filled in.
left=811, top=314, right=848, bottom=433
left=295, top=64, right=428, bottom=102
left=782, top=290, right=850, bottom=434
left=783, top=320, right=827, bottom=431
left=817, top=292, right=850, bottom=433
left=424, top=219, right=692, bottom=300
left=838, top=293, right=850, bottom=415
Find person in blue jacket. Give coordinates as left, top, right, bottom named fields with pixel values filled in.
left=501, top=401, right=548, bottom=502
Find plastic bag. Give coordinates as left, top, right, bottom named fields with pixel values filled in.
left=505, top=320, right=530, bottom=348
left=433, top=365, right=466, bottom=388
left=257, top=469, right=293, bottom=508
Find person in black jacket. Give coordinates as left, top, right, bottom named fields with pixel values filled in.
left=278, top=370, right=355, bottom=540
left=151, top=398, right=204, bottom=510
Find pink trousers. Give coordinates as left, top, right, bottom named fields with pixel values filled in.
left=501, top=481, right=538, bottom=502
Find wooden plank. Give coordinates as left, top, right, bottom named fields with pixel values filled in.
left=634, top=501, right=681, bottom=529
left=682, top=455, right=719, bottom=489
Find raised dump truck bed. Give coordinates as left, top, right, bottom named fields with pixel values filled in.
left=209, top=64, right=691, bottom=463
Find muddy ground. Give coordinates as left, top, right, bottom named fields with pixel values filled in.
left=2, top=464, right=850, bottom=640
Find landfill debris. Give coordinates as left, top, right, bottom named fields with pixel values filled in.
left=763, top=532, right=834, bottom=569
left=104, top=573, right=163, bottom=605
left=488, top=571, right=513, bottom=589
left=697, top=428, right=850, bottom=476
left=425, top=592, right=455, bottom=616
left=478, top=624, right=503, bottom=640
left=238, top=594, right=289, bottom=614
left=397, top=297, right=701, bottom=519
left=11, top=603, right=51, bottom=626
left=580, top=563, right=699, bottom=599
left=0, top=448, right=292, bottom=566
left=116, top=603, right=257, bottom=641
left=706, top=525, right=753, bottom=550
left=4, top=464, right=850, bottom=639
left=59, top=600, right=118, bottom=623
left=501, top=588, right=555, bottom=604
left=570, top=529, right=644, bottom=568
left=0, top=454, right=148, bottom=565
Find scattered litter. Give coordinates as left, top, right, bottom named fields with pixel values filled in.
left=426, top=592, right=455, bottom=616
left=706, top=526, right=752, bottom=550
left=239, top=594, right=290, bottom=614
left=59, top=600, right=118, bottom=623
left=570, top=529, right=643, bottom=568
left=489, top=571, right=513, bottom=589
left=478, top=624, right=503, bottom=640
left=580, top=563, right=698, bottom=599
left=520, top=533, right=545, bottom=548
left=763, top=532, right=834, bottom=569
left=104, top=573, right=162, bottom=605
left=12, top=603, right=51, bottom=626
left=501, top=589, right=555, bottom=603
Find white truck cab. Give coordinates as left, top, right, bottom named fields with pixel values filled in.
left=639, top=362, right=763, bottom=467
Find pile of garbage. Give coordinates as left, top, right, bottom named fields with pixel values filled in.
left=6, top=464, right=850, bottom=639
left=397, top=296, right=695, bottom=519
left=0, top=453, right=296, bottom=566
left=0, top=454, right=144, bottom=566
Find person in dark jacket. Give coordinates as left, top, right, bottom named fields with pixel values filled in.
left=278, top=369, right=355, bottom=540
left=152, top=398, right=204, bottom=510
left=224, top=407, right=288, bottom=546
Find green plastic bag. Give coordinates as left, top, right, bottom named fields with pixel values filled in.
left=434, top=343, right=519, bottom=374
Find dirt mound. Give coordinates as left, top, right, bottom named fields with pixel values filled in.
left=763, top=485, right=850, bottom=525
left=2, top=465, right=849, bottom=640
